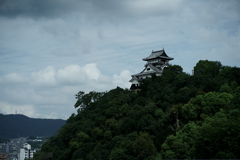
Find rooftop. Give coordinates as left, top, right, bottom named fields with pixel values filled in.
left=131, top=63, right=163, bottom=78
left=143, top=49, right=174, bottom=61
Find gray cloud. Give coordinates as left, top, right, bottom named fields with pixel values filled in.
left=0, top=64, right=131, bottom=119
left=0, top=0, right=78, bottom=18
left=0, top=0, right=183, bottom=20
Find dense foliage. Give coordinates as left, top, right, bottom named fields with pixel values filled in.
left=34, top=60, right=240, bottom=160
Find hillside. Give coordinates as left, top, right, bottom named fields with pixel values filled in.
left=34, top=60, right=240, bottom=160
left=0, top=114, right=66, bottom=139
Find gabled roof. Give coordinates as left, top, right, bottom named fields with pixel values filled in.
left=143, top=49, right=174, bottom=61
left=129, top=76, right=139, bottom=82
left=131, top=63, right=162, bottom=77
left=148, top=63, right=162, bottom=72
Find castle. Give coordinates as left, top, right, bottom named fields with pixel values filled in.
left=129, top=49, right=174, bottom=90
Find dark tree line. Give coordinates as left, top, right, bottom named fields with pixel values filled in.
left=33, top=60, right=240, bottom=160
left=0, top=114, right=66, bottom=139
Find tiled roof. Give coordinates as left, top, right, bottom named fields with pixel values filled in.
left=131, top=63, right=163, bottom=77
left=129, top=76, right=139, bottom=82
left=132, top=71, right=157, bottom=77
left=148, top=63, right=162, bottom=72
left=143, top=49, right=173, bottom=61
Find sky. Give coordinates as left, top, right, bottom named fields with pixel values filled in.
left=0, top=0, right=239, bottom=120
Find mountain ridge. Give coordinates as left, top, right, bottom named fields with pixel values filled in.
left=0, top=113, right=66, bottom=139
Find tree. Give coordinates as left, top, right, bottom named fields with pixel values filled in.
left=160, top=122, right=199, bottom=159
left=33, top=61, right=240, bottom=160
left=219, top=83, right=233, bottom=94
left=220, top=66, right=240, bottom=85
left=181, top=92, right=233, bottom=121
left=194, top=60, right=222, bottom=77
left=195, top=110, right=240, bottom=159
left=132, top=132, right=157, bottom=160
left=74, top=91, right=104, bottom=110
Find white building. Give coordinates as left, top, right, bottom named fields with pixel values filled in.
left=23, top=143, right=31, bottom=150
left=18, top=143, right=36, bottom=160
left=129, top=49, right=174, bottom=89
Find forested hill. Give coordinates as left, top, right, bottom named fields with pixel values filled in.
left=34, top=60, right=240, bottom=160
left=0, top=114, right=66, bottom=139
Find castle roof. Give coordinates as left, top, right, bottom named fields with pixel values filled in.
left=129, top=76, right=139, bottom=82
left=130, top=63, right=163, bottom=78
left=143, top=49, right=173, bottom=61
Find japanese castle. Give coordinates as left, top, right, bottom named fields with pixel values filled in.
left=129, top=49, right=174, bottom=90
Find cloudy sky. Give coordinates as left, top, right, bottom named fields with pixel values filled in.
left=0, top=0, right=239, bottom=120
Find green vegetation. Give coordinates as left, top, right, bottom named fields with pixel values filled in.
left=27, top=136, right=46, bottom=149
left=33, top=60, right=240, bottom=160
left=27, top=141, right=43, bottom=149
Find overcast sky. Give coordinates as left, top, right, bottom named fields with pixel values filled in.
left=0, top=0, right=239, bottom=120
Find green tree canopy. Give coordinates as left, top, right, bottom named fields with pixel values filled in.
left=34, top=60, right=240, bottom=160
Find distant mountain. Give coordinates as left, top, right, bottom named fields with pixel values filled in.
left=0, top=114, right=66, bottom=139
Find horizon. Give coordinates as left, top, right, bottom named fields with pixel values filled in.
left=0, top=113, right=66, bottom=120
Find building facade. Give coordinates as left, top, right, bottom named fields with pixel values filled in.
left=0, top=153, right=8, bottom=160
left=18, top=143, right=36, bottom=160
left=129, top=49, right=174, bottom=89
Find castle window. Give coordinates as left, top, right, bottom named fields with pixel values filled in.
left=147, top=68, right=150, bottom=70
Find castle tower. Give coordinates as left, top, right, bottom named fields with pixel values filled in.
left=129, top=49, right=174, bottom=90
